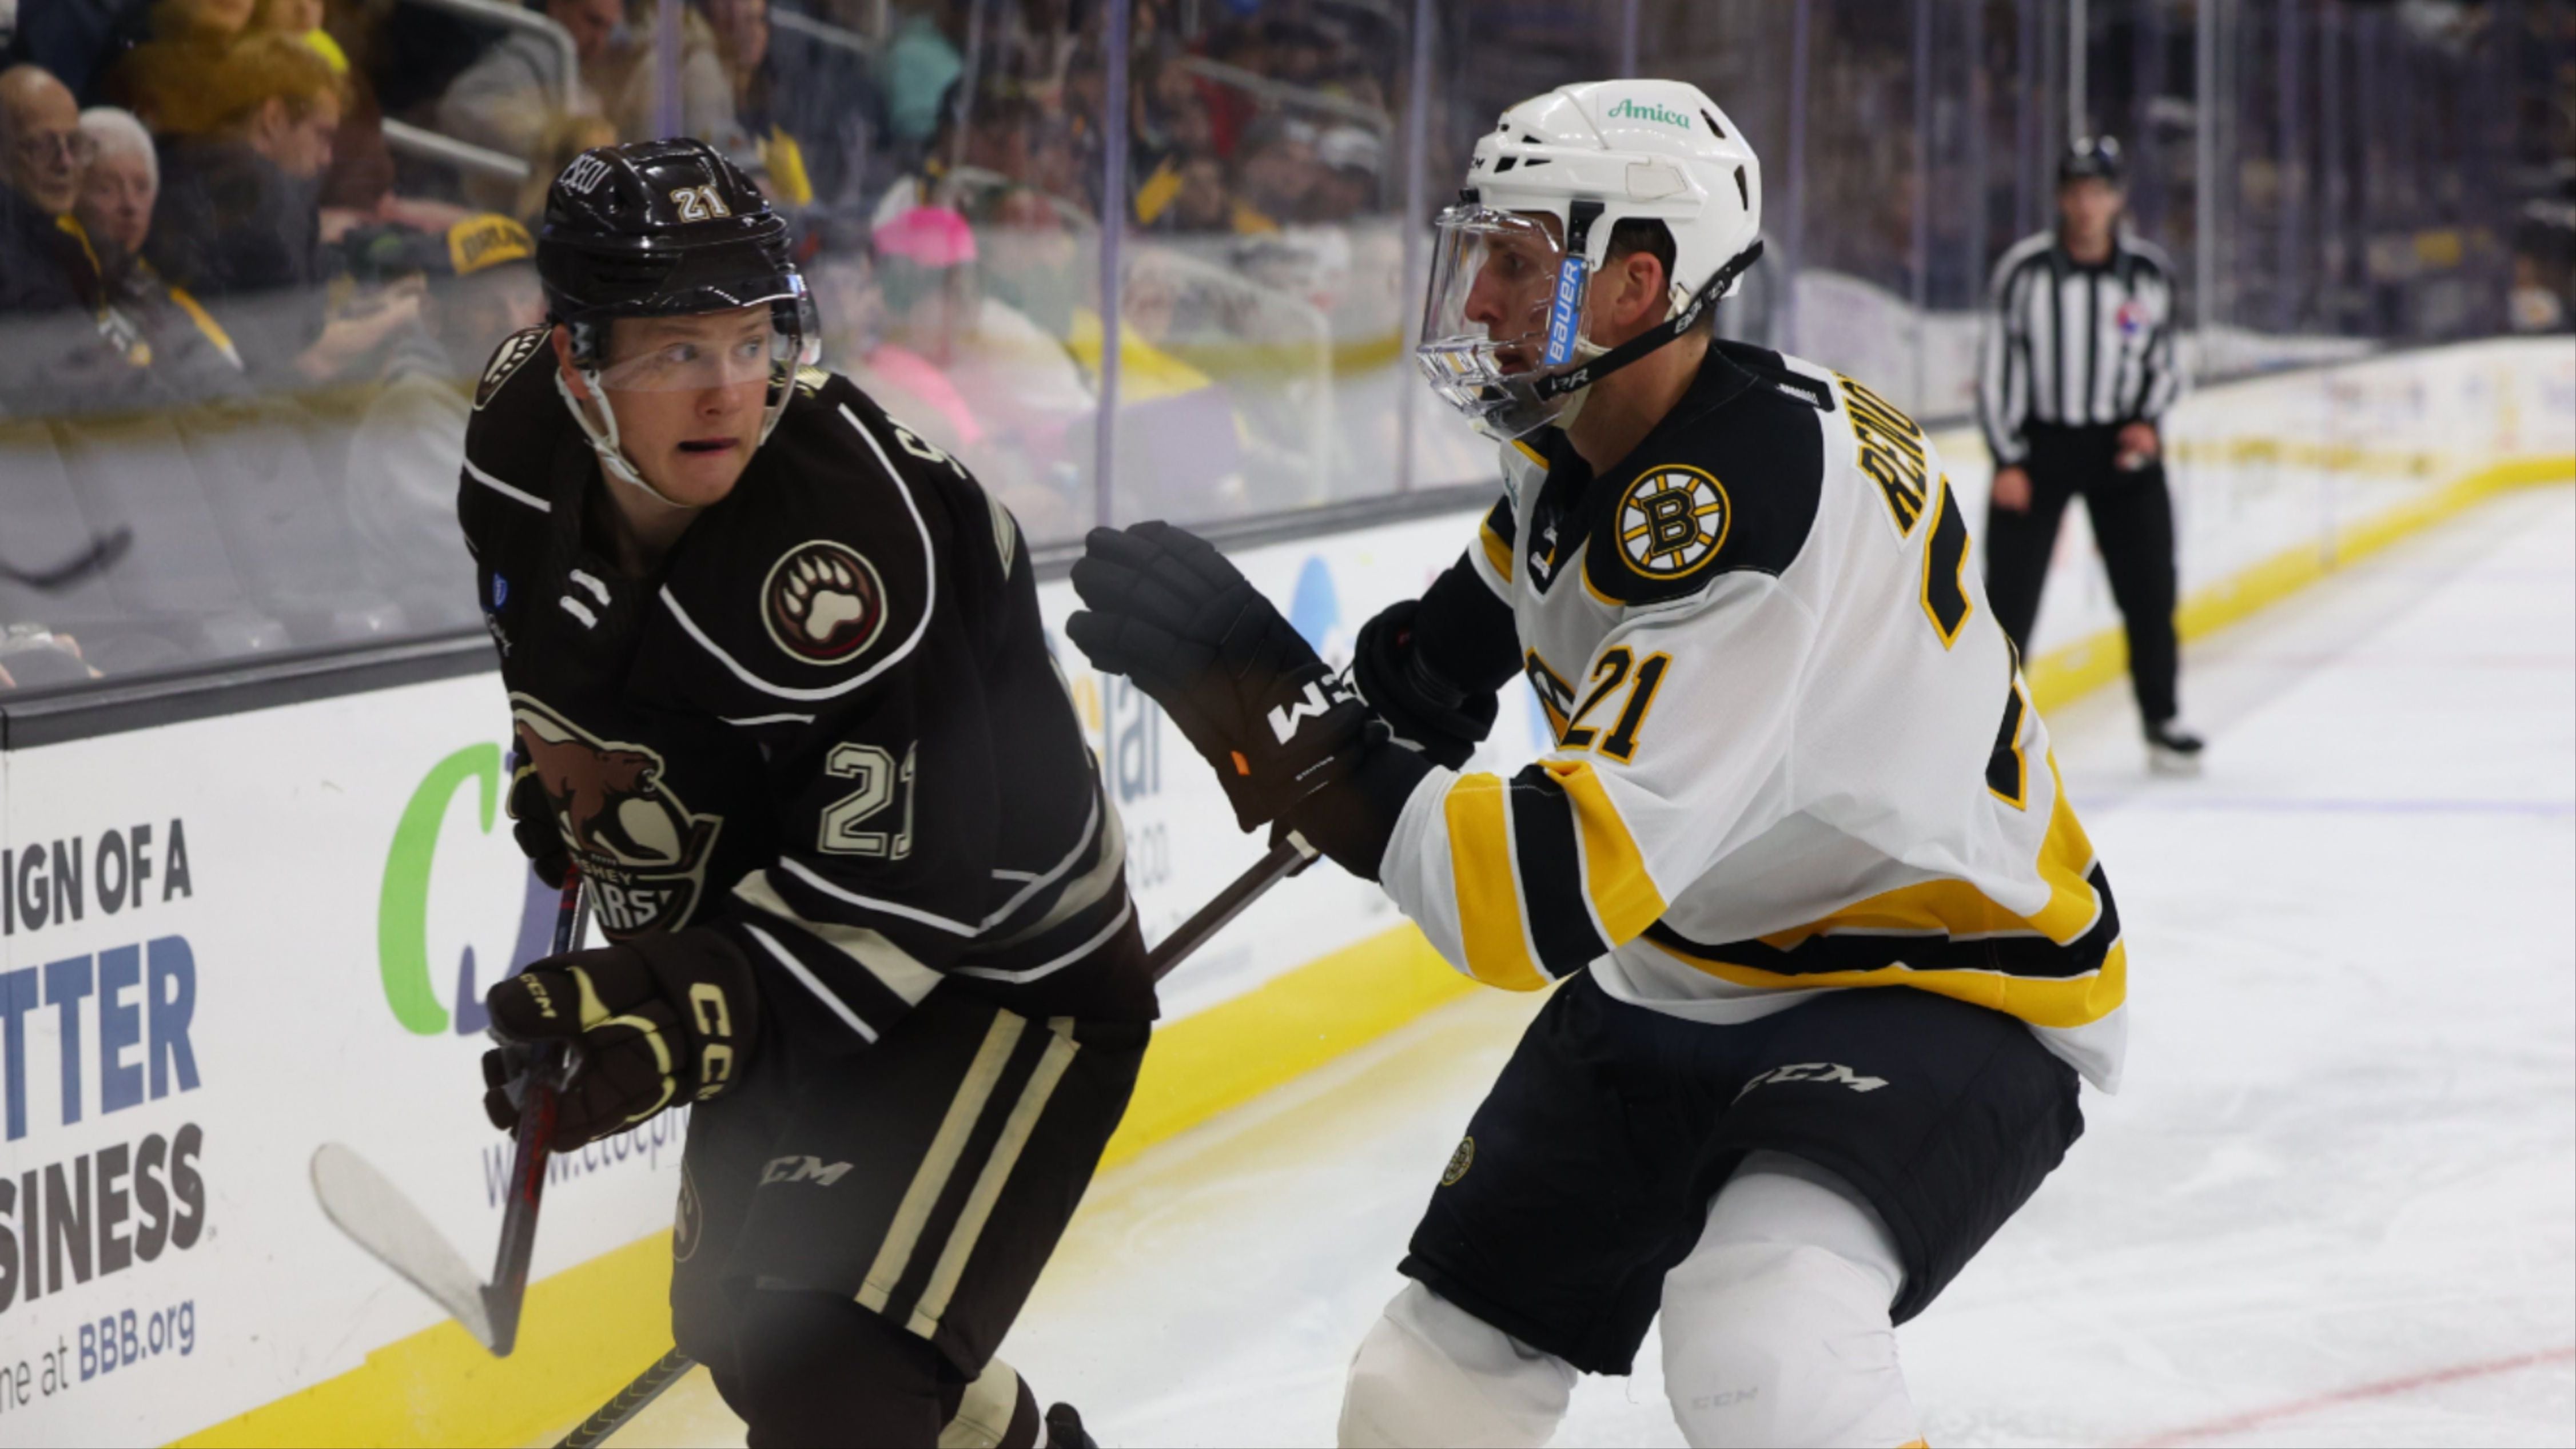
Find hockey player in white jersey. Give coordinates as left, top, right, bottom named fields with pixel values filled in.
left=1069, top=79, right=2121, bottom=1448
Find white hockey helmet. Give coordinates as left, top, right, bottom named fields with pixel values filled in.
left=1418, top=79, right=1763, bottom=441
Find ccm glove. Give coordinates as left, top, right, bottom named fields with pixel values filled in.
left=483, top=928, right=759, bottom=1150
left=1351, top=599, right=1498, bottom=771
left=505, top=749, right=570, bottom=890
left=1068, top=521, right=1368, bottom=830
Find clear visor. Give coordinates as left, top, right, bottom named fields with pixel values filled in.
left=588, top=287, right=823, bottom=443
left=594, top=303, right=809, bottom=394
left=1415, top=205, right=1594, bottom=441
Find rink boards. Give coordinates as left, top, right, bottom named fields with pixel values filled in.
left=0, top=336, right=2562, bottom=1447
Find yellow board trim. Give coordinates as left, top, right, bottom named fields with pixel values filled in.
left=1443, top=772, right=1547, bottom=990
left=1541, top=757, right=1666, bottom=944
left=2022, top=453, right=2574, bottom=712
left=173, top=454, right=2572, bottom=1448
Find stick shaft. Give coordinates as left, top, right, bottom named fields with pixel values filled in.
left=1148, top=835, right=1317, bottom=982
left=485, top=874, right=586, bottom=1355
left=556, top=1347, right=694, bottom=1449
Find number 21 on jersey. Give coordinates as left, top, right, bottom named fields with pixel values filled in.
left=1527, top=647, right=1673, bottom=762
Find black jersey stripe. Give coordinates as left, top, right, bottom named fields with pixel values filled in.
left=1507, top=763, right=1611, bottom=979
left=1643, top=863, right=2123, bottom=983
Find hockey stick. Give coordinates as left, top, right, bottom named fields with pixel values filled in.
left=0, top=526, right=130, bottom=591
left=311, top=873, right=590, bottom=1355
left=554, top=835, right=1320, bottom=1448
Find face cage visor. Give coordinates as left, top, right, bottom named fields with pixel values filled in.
left=1416, top=205, right=1616, bottom=443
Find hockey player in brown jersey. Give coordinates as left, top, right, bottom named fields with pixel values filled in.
left=1071, top=82, right=2116, bottom=1447
left=461, top=138, right=1138, bottom=1448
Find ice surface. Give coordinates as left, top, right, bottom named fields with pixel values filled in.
left=582, top=487, right=2576, bottom=1449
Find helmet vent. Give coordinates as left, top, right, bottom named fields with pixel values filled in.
left=1493, top=156, right=1517, bottom=173
left=1734, top=166, right=1749, bottom=207
left=1702, top=110, right=1727, bottom=138
left=1520, top=157, right=1550, bottom=168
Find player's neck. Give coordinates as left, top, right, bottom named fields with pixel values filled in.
left=592, top=469, right=699, bottom=576
left=1565, top=331, right=1711, bottom=477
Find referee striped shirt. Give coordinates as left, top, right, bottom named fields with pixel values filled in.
left=1976, top=229, right=2181, bottom=466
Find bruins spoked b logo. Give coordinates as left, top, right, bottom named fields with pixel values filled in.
left=764, top=540, right=887, bottom=664
left=1617, top=465, right=1730, bottom=579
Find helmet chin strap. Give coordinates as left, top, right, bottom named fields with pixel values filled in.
left=1534, top=238, right=1766, bottom=420
left=555, top=368, right=700, bottom=511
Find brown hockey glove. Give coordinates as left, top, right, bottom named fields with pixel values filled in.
left=482, top=927, right=758, bottom=1150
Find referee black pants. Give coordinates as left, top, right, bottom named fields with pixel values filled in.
left=1983, top=423, right=2180, bottom=726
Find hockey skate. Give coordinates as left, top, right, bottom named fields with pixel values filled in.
left=2146, top=718, right=2205, bottom=775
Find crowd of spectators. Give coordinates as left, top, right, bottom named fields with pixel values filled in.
left=0, top=0, right=1416, bottom=687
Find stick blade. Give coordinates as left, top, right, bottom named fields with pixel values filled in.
left=311, top=1142, right=500, bottom=1351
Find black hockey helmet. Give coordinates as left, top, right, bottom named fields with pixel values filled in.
left=535, top=138, right=822, bottom=502
left=2059, top=136, right=2125, bottom=187
left=537, top=137, right=817, bottom=356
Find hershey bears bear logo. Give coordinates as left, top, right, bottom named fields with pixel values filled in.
left=510, top=694, right=724, bottom=937
left=763, top=540, right=887, bottom=665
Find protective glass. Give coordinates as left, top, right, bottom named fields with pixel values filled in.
left=1415, top=205, right=1594, bottom=441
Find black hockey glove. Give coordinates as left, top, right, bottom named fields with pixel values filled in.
left=505, top=749, right=570, bottom=890
left=483, top=928, right=759, bottom=1150
left=1351, top=599, right=1498, bottom=771
left=1068, top=521, right=1368, bottom=831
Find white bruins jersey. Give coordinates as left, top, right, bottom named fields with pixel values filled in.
left=1377, top=343, right=2127, bottom=1089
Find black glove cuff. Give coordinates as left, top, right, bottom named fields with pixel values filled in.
left=1353, top=601, right=1497, bottom=771
left=1281, top=737, right=1432, bottom=882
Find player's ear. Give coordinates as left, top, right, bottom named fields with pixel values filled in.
left=551, top=323, right=592, bottom=401
left=1610, top=249, right=1667, bottom=331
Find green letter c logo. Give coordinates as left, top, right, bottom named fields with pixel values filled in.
left=380, top=743, right=502, bottom=1034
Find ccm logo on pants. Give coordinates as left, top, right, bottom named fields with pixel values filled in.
left=1733, top=1062, right=1890, bottom=1103
left=762, top=1155, right=855, bottom=1187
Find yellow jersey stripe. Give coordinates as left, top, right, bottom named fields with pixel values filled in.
left=1660, top=937, right=2127, bottom=1030
left=1542, top=757, right=1666, bottom=945
left=1754, top=750, right=2101, bottom=950
left=1443, top=772, right=1547, bottom=990
left=1510, top=437, right=1548, bottom=468
left=1479, top=518, right=1516, bottom=584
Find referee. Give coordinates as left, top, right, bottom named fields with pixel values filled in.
left=1978, top=137, right=2204, bottom=773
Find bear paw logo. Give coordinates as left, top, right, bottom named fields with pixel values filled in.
left=762, top=540, right=887, bottom=664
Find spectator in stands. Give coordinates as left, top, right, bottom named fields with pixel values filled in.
left=510, top=109, right=619, bottom=224
left=436, top=0, right=612, bottom=170
left=0, top=63, right=97, bottom=316
left=2, top=0, right=156, bottom=105
left=152, top=33, right=421, bottom=384
left=0, top=63, right=152, bottom=416
left=344, top=212, right=540, bottom=626
left=1305, top=124, right=1379, bottom=224
left=593, top=3, right=743, bottom=157
left=73, top=104, right=251, bottom=403
left=876, top=0, right=961, bottom=149
left=1228, top=114, right=1315, bottom=233
left=107, top=0, right=254, bottom=132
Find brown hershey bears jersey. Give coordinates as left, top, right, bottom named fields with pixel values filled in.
left=457, top=329, right=1151, bottom=1045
